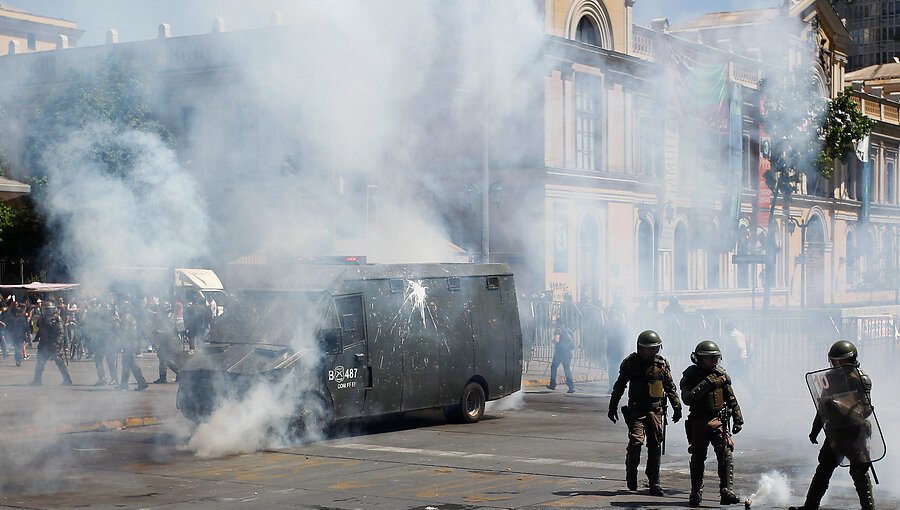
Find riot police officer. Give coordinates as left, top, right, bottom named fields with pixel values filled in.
left=607, top=330, right=682, bottom=496
left=680, top=340, right=743, bottom=507
left=789, top=340, right=875, bottom=510
left=29, top=301, right=73, bottom=386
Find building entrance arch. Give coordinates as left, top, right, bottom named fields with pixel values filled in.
left=805, top=216, right=826, bottom=307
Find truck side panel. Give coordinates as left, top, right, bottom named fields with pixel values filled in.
left=472, top=275, right=508, bottom=400
left=504, top=275, right=524, bottom=394
left=359, top=280, right=403, bottom=416
left=437, top=278, right=475, bottom=406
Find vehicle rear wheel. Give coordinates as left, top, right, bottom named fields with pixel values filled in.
left=459, top=382, right=486, bottom=423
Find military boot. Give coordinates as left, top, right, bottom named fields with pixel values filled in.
left=689, top=458, right=704, bottom=507
left=851, top=467, right=875, bottom=510
left=718, top=449, right=741, bottom=505
left=795, top=462, right=833, bottom=510
left=625, top=444, right=641, bottom=491
left=645, top=443, right=664, bottom=496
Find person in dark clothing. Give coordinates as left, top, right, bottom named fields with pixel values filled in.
left=547, top=317, right=576, bottom=393
left=680, top=340, right=743, bottom=507
left=29, top=302, right=73, bottom=386
left=789, top=340, right=876, bottom=510
left=149, top=303, right=180, bottom=384
left=8, top=306, right=30, bottom=367
left=605, top=297, right=628, bottom=394
left=608, top=330, right=682, bottom=496
left=117, top=304, right=149, bottom=391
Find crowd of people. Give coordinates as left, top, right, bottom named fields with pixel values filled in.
left=0, top=292, right=218, bottom=390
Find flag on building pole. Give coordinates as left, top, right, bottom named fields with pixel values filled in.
left=857, top=134, right=871, bottom=222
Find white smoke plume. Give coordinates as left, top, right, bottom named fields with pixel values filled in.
left=41, top=123, right=209, bottom=284
left=749, top=470, right=792, bottom=507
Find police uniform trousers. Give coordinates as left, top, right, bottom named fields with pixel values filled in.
left=119, top=346, right=148, bottom=388
left=32, top=347, right=72, bottom=384
left=625, top=406, right=664, bottom=487
left=800, top=437, right=874, bottom=510
left=93, top=335, right=118, bottom=384
left=686, top=415, right=733, bottom=496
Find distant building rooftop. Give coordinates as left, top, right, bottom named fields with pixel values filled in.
left=846, top=62, right=900, bottom=82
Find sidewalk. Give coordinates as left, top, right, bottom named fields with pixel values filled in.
left=520, top=360, right=607, bottom=389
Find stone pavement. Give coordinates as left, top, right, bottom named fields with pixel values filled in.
left=0, top=347, right=606, bottom=440
left=0, top=348, right=179, bottom=440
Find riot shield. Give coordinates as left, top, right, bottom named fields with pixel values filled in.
left=805, top=365, right=886, bottom=466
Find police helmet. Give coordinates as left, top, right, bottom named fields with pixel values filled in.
left=828, top=340, right=858, bottom=363
left=42, top=301, right=57, bottom=311
left=691, top=340, right=721, bottom=364
left=637, top=330, right=662, bottom=349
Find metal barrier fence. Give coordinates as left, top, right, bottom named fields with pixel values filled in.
left=521, top=297, right=898, bottom=392
left=842, top=314, right=899, bottom=385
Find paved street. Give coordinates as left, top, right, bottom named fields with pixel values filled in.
left=1, top=354, right=897, bottom=509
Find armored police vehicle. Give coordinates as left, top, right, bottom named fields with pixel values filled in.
left=176, top=256, right=523, bottom=429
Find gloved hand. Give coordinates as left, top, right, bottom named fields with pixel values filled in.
left=809, top=431, right=818, bottom=444
left=672, top=407, right=682, bottom=423
left=608, top=408, right=618, bottom=423
left=732, top=421, right=742, bottom=435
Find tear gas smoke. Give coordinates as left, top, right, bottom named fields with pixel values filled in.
left=40, top=123, right=209, bottom=284
left=748, top=470, right=792, bottom=507
left=485, top=390, right=525, bottom=413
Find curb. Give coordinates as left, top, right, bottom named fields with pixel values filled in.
left=521, top=372, right=606, bottom=388
left=4, top=415, right=163, bottom=441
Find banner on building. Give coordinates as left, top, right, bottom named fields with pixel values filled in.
left=857, top=135, right=872, bottom=223
left=665, top=39, right=729, bottom=131
left=726, top=82, right=743, bottom=243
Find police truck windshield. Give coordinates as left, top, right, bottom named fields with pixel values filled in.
left=207, top=291, right=328, bottom=347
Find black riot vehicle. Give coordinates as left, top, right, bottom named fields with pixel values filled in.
left=176, top=257, right=523, bottom=429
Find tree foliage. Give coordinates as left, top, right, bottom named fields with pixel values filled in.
left=818, top=87, right=875, bottom=175
left=758, top=69, right=874, bottom=310
left=0, top=50, right=171, bottom=270
left=24, top=50, right=171, bottom=179
left=760, top=74, right=874, bottom=206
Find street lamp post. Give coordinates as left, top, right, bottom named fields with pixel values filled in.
left=786, top=215, right=809, bottom=308
left=481, top=95, right=490, bottom=263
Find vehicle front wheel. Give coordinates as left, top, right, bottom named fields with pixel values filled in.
left=458, top=382, right=486, bottom=423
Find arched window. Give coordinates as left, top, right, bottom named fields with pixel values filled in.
left=566, top=1, right=613, bottom=50
left=674, top=222, right=689, bottom=290
left=575, top=16, right=599, bottom=46
left=637, top=219, right=655, bottom=292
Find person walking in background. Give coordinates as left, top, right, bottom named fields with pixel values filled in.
left=606, top=295, right=628, bottom=394
left=149, top=302, right=180, bottom=384
left=117, top=301, right=149, bottom=391
left=9, top=305, right=30, bottom=367
left=722, top=321, right=756, bottom=403
left=29, top=301, right=73, bottom=386
left=547, top=316, right=576, bottom=393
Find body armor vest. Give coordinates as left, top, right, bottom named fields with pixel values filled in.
left=625, top=354, right=669, bottom=409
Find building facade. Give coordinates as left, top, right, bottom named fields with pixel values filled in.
left=0, top=1, right=898, bottom=313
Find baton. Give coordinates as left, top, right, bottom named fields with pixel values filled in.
left=870, top=463, right=879, bottom=485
